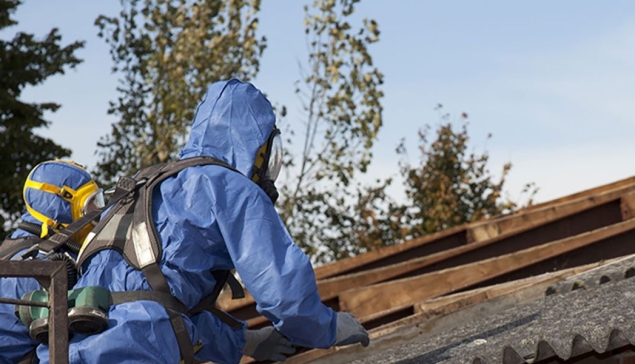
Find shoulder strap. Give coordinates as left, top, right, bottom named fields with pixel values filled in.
left=131, top=156, right=241, bottom=364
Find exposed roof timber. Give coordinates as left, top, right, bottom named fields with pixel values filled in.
left=314, top=181, right=635, bottom=279
left=338, top=218, right=635, bottom=318
left=412, top=261, right=609, bottom=320
left=318, top=194, right=628, bottom=302
left=521, top=175, right=635, bottom=212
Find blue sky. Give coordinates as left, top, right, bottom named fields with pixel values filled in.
left=4, top=0, right=635, bottom=205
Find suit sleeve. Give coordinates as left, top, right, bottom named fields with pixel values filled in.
left=214, top=178, right=337, bottom=349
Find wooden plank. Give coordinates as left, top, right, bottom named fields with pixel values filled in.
left=413, top=261, right=602, bottom=318
left=522, top=175, right=635, bottom=212
left=313, top=226, right=466, bottom=280
left=338, top=219, right=635, bottom=318
left=317, top=195, right=627, bottom=302
left=466, top=184, right=635, bottom=243
left=316, top=179, right=635, bottom=279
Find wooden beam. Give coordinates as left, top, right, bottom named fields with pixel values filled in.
left=318, top=193, right=630, bottom=302
left=315, top=179, right=635, bottom=280
left=413, top=261, right=603, bottom=319
left=313, top=226, right=466, bottom=279
left=522, top=175, right=635, bottom=212
left=338, top=219, right=635, bottom=318
left=465, top=185, right=635, bottom=243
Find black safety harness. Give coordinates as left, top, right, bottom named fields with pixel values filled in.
left=7, top=156, right=246, bottom=364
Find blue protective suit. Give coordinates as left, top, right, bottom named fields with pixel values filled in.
left=38, top=79, right=337, bottom=364
left=0, top=160, right=93, bottom=363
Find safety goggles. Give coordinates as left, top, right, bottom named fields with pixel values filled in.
left=253, top=126, right=283, bottom=183
left=266, top=129, right=283, bottom=182
left=81, top=188, right=105, bottom=215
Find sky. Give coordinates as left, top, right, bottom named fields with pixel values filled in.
left=3, top=0, right=635, bottom=206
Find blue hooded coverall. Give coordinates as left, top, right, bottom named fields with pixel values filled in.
left=0, top=161, right=94, bottom=363
left=38, top=79, right=338, bottom=364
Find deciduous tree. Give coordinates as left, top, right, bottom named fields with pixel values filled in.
left=94, top=0, right=266, bottom=185
left=356, top=106, right=538, bottom=250
left=277, top=0, right=384, bottom=262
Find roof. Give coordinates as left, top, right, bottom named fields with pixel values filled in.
left=228, top=175, right=635, bottom=364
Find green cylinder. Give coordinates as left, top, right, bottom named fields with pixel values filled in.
left=67, top=286, right=110, bottom=335
left=16, top=290, right=49, bottom=328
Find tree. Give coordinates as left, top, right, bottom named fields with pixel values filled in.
left=277, top=0, right=384, bottom=263
left=0, top=0, right=83, bottom=239
left=355, top=106, right=538, bottom=249
left=94, top=0, right=266, bottom=185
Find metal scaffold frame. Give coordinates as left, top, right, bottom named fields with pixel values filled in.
left=0, top=260, right=68, bottom=364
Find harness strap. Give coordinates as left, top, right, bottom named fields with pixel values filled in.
left=134, top=176, right=195, bottom=364
left=110, top=291, right=187, bottom=314
left=141, top=157, right=245, bottom=335
left=0, top=237, right=41, bottom=261
left=17, top=348, right=36, bottom=364
left=189, top=271, right=244, bottom=329
left=226, top=273, right=245, bottom=299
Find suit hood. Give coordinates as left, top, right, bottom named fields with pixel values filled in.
left=178, top=79, right=276, bottom=179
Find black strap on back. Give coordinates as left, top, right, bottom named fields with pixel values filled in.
left=189, top=271, right=244, bottom=329
left=226, top=273, right=245, bottom=300
left=132, top=164, right=194, bottom=364
left=130, top=156, right=243, bottom=364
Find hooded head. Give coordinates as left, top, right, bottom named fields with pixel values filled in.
left=23, top=160, right=104, bottom=242
left=179, top=79, right=283, bottom=202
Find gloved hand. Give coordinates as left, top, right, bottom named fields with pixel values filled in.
left=334, top=312, right=370, bottom=347
left=242, top=326, right=295, bottom=362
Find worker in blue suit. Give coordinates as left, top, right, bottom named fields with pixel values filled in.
left=37, top=79, right=369, bottom=364
left=0, top=160, right=104, bottom=364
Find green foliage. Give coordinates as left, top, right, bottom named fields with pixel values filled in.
left=94, top=0, right=266, bottom=185
left=357, top=106, right=538, bottom=248
left=0, top=0, right=83, bottom=239
left=277, top=0, right=384, bottom=262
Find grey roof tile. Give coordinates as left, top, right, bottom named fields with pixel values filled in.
left=351, top=260, right=635, bottom=364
